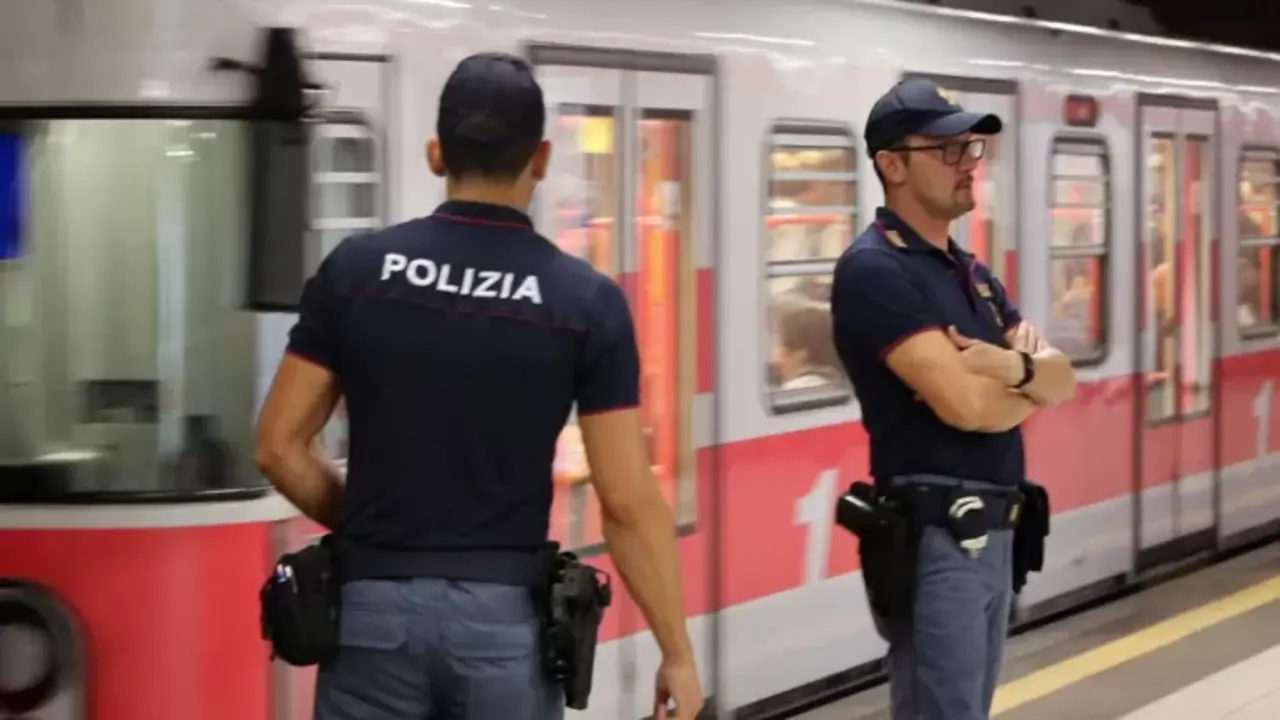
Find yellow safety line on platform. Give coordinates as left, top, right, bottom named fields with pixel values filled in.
left=992, top=575, right=1280, bottom=715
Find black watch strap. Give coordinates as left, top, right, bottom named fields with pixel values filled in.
left=1012, top=351, right=1034, bottom=389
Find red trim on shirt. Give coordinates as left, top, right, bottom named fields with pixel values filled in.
left=283, top=348, right=335, bottom=373
left=577, top=403, right=641, bottom=417
left=432, top=213, right=532, bottom=230
left=878, top=325, right=942, bottom=361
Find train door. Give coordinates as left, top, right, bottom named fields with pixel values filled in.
left=903, top=74, right=1020, bottom=295
left=528, top=46, right=716, bottom=718
left=1136, top=97, right=1220, bottom=568
left=1226, top=140, right=1280, bottom=542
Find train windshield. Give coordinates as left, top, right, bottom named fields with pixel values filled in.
left=0, top=118, right=266, bottom=499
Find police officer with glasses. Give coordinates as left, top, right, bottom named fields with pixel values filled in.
left=830, top=78, right=1076, bottom=720
left=254, top=52, right=704, bottom=720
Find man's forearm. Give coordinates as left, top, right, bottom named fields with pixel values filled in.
left=1021, top=349, right=1077, bottom=408
left=258, top=446, right=345, bottom=530
left=602, top=502, right=694, bottom=663
left=971, top=374, right=1038, bottom=432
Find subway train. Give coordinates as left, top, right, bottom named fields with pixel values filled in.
left=4, top=0, right=1280, bottom=717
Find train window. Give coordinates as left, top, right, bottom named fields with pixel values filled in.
left=312, top=125, right=381, bottom=258
left=310, top=122, right=383, bottom=468
left=1144, top=134, right=1215, bottom=420
left=1047, top=139, right=1110, bottom=364
left=1146, top=136, right=1178, bottom=421
left=542, top=101, right=699, bottom=551
left=544, top=105, right=619, bottom=551
left=1182, top=137, right=1213, bottom=414
left=1238, top=149, right=1280, bottom=337
left=544, top=106, right=618, bottom=274
left=0, top=119, right=269, bottom=496
left=764, top=125, right=856, bottom=413
left=635, top=108, right=697, bottom=532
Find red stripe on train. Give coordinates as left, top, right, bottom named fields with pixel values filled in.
left=586, top=347, right=1280, bottom=641
left=269, top=352, right=1280, bottom=645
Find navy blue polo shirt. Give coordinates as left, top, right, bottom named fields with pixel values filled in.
left=831, top=208, right=1025, bottom=486
left=286, top=199, right=640, bottom=551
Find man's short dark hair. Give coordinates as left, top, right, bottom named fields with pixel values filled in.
left=437, top=52, right=546, bottom=180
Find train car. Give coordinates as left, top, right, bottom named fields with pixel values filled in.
left=4, top=0, right=1280, bottom=718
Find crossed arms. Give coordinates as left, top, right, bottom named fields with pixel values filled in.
left=833, top=250, right=1077, bottom=433
left=896, top=322, right=1076, bottom=432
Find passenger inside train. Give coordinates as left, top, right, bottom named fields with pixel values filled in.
left=768, top=299, right=843, bottom=392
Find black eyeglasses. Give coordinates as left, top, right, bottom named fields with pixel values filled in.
left=890, top=138, right=987, bottom=165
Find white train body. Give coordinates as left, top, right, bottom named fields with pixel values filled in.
left=4, top=0, right=1280, bottom=716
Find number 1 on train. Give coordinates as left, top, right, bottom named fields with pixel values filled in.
left=795, top=469, right=838, bottom=586
left=1254, top=381, right=1273, bottom=460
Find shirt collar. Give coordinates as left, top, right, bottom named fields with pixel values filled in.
left=432, top=200, right=534, bottom=229
left=874, top=207, right=970, bottom=263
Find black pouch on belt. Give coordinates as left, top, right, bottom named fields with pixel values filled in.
left=1012, top=480, right=1051, bottom=592
left=259, top=534, right=340, bottom=667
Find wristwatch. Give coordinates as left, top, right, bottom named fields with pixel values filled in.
left=1012, top=350, right=1035, bottom=389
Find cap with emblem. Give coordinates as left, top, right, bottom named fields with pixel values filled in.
left=863, top=78, right=1003, bottom=157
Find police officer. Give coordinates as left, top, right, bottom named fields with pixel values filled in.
left=831, top=78, right=1077, bottom=720
left=254, top=52, right=704, bottom=720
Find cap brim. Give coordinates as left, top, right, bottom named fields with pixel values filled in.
left=916, top=111, right=1003, bottom=138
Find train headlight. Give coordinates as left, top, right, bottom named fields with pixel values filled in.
left=0, top=589, right=74, bottom=714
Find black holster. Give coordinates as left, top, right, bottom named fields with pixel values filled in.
left=259, top=534, right=340, bottom=667
left=1012, top=479, right=1051, bottom=593
left=834, top=481, right=919, bottom=623
left=534, top=545, right=612, bottom=710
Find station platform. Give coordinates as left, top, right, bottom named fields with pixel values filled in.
left=795, top=541, right=1280, bottom=719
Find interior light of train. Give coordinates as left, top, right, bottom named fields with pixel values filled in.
left=1063, top=94, right=1099, bottom=128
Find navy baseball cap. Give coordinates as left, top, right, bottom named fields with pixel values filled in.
left=437, top=52, right=545, bottom=145
left=864, top=78, right=1002, bottom=157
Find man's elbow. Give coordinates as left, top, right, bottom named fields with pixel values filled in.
left=594, top=472, right=673, bottom=530
left=254, top=434, right=295, bottom=478
left=254, top=443, right=281, bottom=478
left=600, top=488, right=671, bottom=528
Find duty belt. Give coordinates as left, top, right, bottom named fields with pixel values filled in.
left=886, top=475, right=1024, bottom=558
left=903, top=485, right=1023, bottom=531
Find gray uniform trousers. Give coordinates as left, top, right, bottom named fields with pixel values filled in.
left=314, top=578, right=565, bottom=720
left=881, top=476, right=1015, bottom=720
